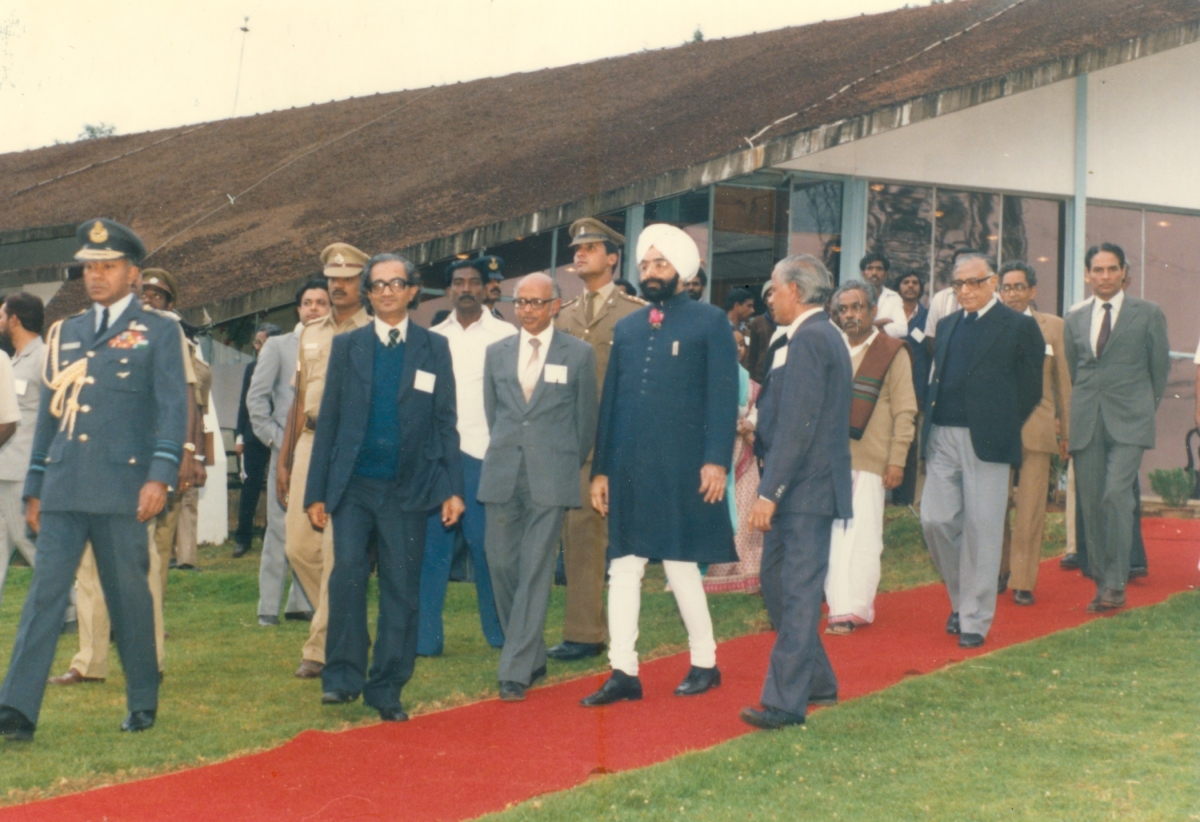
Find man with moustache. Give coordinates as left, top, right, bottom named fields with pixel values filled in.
left=480, top=256, right=506, bottom=320
left=858, top=253, right=909, bottom=338
left=421, top=258, right=516, bottom=657
left=685, top=268, right=708, bottom=301
left=278, top=243, right=370, bottom=679
left=548, top=218, right=643, bottom=663
left=582, top=223, right=738, bottom=706
left=305, top=254, right=463, bottom=721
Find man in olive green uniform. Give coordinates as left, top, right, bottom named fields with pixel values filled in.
left=548, top=218, right=644, bottom=661
left=278, top=243, right=371, bottom=678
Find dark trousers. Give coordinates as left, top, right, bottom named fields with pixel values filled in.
left=235, top=438, right=271, bottom=546
left=1076, top=475, right=1147, bottom=577
left=323, top=477, right=426, bottom=711
left=418, top=454, right=503, bottom=655
left=484, top=461, right=565, bottom=686
left=759, top=513, right=838, bottom=717
left=0, top=512, right=157, bottom=725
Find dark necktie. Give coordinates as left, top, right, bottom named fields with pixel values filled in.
left=964, top=311, right=978, bottom=325
left=97, top=307, right=110, bottom=336
left=387, top=328, right=400, bottom=349
left=1095, top=303, right=1112, bottom=357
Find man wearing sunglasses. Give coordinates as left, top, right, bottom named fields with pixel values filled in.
left=920, top=254, right=1044, bottom=649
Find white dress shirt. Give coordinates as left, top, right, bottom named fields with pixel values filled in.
left=372, top=315, right=409, bottom=345
left=874, top=286, right=908, bottom=338
left=844, top=327, right=879, bottom=358
left=923, top=287, right=960, bottom=339
left=1088, top=288, right=1125, bottom=356
left=94, top=292, right=134, bottom=332
left=965, top=294, right=999, bottom=320
left=432, top=310, right=517, bottom=460
left=518, top=325, right=554, bottom=400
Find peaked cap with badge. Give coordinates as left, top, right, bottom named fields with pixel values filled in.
left=568, top=218, right=624, bottom=248
left=141, top=269, right=179, bottom=304
left=320, top=243, right=369, bottom=279
left=74, top=219, right=146, bottom=265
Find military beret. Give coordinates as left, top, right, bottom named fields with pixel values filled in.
left=74, top=219, right=146, bottom=265
left=569, top=217, right=624, bottom=248
left=141, top=268, right=179, bottom=302
left=320, top=242, right=369, bottom=278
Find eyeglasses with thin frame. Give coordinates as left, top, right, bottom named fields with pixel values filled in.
left=638, top=258, right=673, bottom=274
left=998, top=282, right=1030, bottom=293
left=369, top=278, right=411, bottom=294
left=513, top=297, right=556, bottom=310
left=949, top=275, right=994, bottom=292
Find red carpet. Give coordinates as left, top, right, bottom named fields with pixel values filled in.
left=3, top=521, right=1198, bottom=822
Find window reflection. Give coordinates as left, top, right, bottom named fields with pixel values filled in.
left=934, top=189, right=999, bottom=290
left=1002, top=196, right=1064, bottom=315
left=789, top=180, right=843, bottom=279
left=1085, top=205, right=1143, bottom=302
left=866, top=184, right=933, bottom=283
left=710, top=185, right=785, bottom=308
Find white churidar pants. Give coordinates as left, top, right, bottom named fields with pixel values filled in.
left=824, top=470, right=885, bottom=625
left=607, top=555, right=716, bottom=676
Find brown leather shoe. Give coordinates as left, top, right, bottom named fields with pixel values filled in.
left=1086, top=590, right=1126, bottom=613
left=49, top=668, right=103, bottom=685
left=295, top=659, right=324, bottom=679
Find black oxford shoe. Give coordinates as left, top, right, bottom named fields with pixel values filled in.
left=547, top=641, right=605, bottom=662
left=674, top=665, right=721, bottom=697
left=499, top=681, right=526, bottom=702
left=997, top=572, right=1010, bottom=595
left=740, top=706, right=805, bottom=730
left=378, top=706, right=408, bottom=722
left=530, top=665, right=547, bottom=686
left=121, top=710, right=156, bottom=733
left=945, top=612, right=961, bottom=635
left=321, top=690, right=357, bottom=705
left=958, top=633, right=985, bottom=649
left=808, top=692, right=839, bottom=707
left=0, top=707, right=34, bottom=741
left=1059, top=553, right=1079, bottom=570
left=1013, top=589, right=1035, bottom=606
left=580, top=671, right=642, bottom=707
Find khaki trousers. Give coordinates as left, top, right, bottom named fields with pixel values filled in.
left=559, top=461, right=607, bottom=644
left=1000, top=450, right=1052, bottom=592
left=71, top=525, right=165, bottom=678
left=174, top=487, right=199, bottom=567
left=1064, top=460, right=1077, bottom=553
left=286, top=431, right=331, bottom=663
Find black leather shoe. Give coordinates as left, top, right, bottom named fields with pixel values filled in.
left=321, top=690, right=357, bottom=705
left=997, top=572, right=1010, bottom=595
left=740, top=706, right=805, bottom=730
left=0, top=707, right=34, bottom=741
left=959, top=633, right=985, bottom=649
left=1059, top=553, right=1079, bottom=570
left=547, top=641, right=605, bottom=662
left=499, top=681, right=526, bottom=702
left=232, top=541, right=251, bottom=558
left=945, top=612, right=961, bottom=635
left=674, top=665, right=721, bottom=696
left=580, top=671, right=642, bottom=706
left=808, top=692, right=838, bottom=707
left=1013, top=589, right=1035, bottom=606
left=285, top=611, right=314, bottom=622
left=530, top=665, right=547, bottom=686
left=378, top=706, right=408, bottom=722
left=1086, top=589, right=1126, bottom=613
left=1128, top=566, right=1148, bottom=580
left=121, top=710, right=156, bottom=732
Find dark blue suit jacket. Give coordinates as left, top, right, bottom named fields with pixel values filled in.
left=304, top=322, right=463, bottom=514
left=756, top=310, right=853, bottom=519
left=921, top=301, right=1044, bottom=467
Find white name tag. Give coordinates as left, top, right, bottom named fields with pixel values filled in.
left=544, top=364, right=568, bottom=384
left=1045, top=343, right=1054, bottom=356
left=672, top=341, right=679, bottom=356
left=414, top=369, right=436, bottom=393
left=772, top=348, right=788, bottom=370
left=911, top=328, right=926, bottom=343
left=304, top=343, right=318, bottom=350
left=62, top=342, right=81, bottom=350
left=13, top=379, right=27, bottom=396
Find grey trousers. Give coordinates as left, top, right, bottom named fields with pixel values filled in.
left=0, top=511, right=158, bottom=725
left=257, top=447, right=311, bottom=618
left=1072, top=416, right=1144, bottom=593
left=921, top=425, right=1010, bottom=638
left=485, top=463, right=565, bottom=686
left=0, top=480, right=36, bottom=610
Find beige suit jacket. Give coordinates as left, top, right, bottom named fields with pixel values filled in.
left=1022, top=310, right=1071, bottom=454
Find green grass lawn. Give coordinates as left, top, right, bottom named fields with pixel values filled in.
left=0, top=508, right=1068, bottom=806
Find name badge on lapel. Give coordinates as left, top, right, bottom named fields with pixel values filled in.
left=911, top=328, right=926, bottom=343
left=1044, top=343, right=1054, bottom=356
left=414, top=370, right=436, bottom=393
left=544, top=364, right=568, bottom=384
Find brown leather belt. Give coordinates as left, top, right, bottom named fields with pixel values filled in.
left=304, top=415, right=317, bottom=431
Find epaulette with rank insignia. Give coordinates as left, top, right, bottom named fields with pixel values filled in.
left=561, top=296, right=580, bottom=309
left=617, top=291, right=647, bottom=305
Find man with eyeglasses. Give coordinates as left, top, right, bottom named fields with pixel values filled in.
left=305, top=254, right=463, bottom=721
left=479, top=274, right=598, bottom=701
left=995, top=261, right=1072, bottom=607
left=920, top=254, right=1043, bottom=649
left=581, top=223, right=738, bottom=706
left=277, top=242, right=370, bottom=680
left=420, top=258, right=516, bottom=658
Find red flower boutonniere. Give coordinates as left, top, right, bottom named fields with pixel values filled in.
left=649, top=307, right=664, bottom=329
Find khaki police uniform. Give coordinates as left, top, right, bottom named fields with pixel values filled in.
left=288, top=243, right=370, bottom=666
left=154, top=347, right=210, bottom=575
left=553, top=218, right=643, bottom=645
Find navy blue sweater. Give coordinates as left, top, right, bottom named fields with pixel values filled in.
left=354, top=338, right=405, bottom=480
left=931, top=311, right=983, bottom=428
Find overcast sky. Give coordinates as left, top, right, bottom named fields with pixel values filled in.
left=0, top=0, right=917, bottom=155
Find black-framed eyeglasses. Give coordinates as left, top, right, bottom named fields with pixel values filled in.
left=369, top=278, right=411, bottom=294
left=949, top=275, right=994, bottom=292
left=513, top=298, right=555, bottom=309
left=998, top=283, right=1029, bottom=293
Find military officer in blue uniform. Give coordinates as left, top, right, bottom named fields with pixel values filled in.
left=0, top=219, right=189, bottom=741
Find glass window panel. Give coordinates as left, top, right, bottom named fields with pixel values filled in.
left=1001, top=196, right=1064, bottom=315
left=1140, top=359, right=1197, bottom=490
left=866, top=183, right=933, bottom=285
left=644, top=190, right=712, bottom=286
left=1143, top=210, right=1200, bottom=353
left=934, top=189, right=1000, bottom=291
left=1084, top=204, right=1143, bottom=303
left=789, top=180, right=843, bottom=278
left=711, top=185, right=780, bottom=309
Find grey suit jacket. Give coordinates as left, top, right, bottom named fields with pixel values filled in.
left=1063, top=296, right=1169, bottom=451
left=477, top=330, right=598, bottom=508
left=247, top=330, right=299, bottom=448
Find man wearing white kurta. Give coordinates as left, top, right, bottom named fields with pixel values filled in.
left=858, top=253, right=908, bottom=339
left=825, top=281, right=916, bottom=632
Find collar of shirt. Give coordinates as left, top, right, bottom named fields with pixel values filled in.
left=436, top=308, right=510, bottom=337
left=585, top=281, right=616, bottom=305
left=520, top=324, right=554, bottom=353
left=963, top=294, right=999, bottom=320
left=373, top=315, right=409, bottom=345
left=95, top=292, right=134, bottom=331
left=844, top=327, right=879, bottom=357
left=785, top=306, right=827, bottom=340
left=11, top=335, right=45, bottom=366
left=336, top=307, right=371, bottom=333
left=1091, top=288, right=1125, bottom=322
left=292, top=322, right=305, bottom=336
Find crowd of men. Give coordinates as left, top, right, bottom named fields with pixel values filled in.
left=0, top=211, right=1180, bottom=740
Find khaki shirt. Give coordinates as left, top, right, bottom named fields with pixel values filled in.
left=555, top=284, right=644, bottom=392
left=297, top=307, right=370, bottom=422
